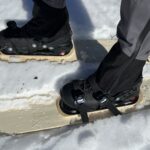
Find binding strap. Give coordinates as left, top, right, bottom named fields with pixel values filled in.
left=74, top=76, right=122, bottom=123
left=78, top=107, right=89, bottom=123
left=99, top=97, right=122, bottom=116
left=75, top=96, right=121, bottom=123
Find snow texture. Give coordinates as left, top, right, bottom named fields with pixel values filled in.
left=0, top=1, right=150, bottom=150
left=0, top=61, right=98, bottom=111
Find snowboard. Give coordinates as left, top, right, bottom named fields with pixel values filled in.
left=0, top=91, right=145, bottom=134
left=0, top=39, right=149, bottom=135
left=0, top=39, right=117, bottom=63
left=0, top=46, right=77, bottom=63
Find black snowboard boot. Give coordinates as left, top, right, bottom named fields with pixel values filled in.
left=0, top=0, right=72, bottom=56
left=60, top=42, right=145, bottom=123
left=60, top=75, right=140, bottom=122
left=60, top=76, right=141, bottom=115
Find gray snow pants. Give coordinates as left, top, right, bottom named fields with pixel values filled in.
left=118, top=0, right=150, bottom=60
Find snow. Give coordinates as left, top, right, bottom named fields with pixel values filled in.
left=0, top=61, right=98, bottom=111
left=67, top=0, right=121, bottom=39
left=0, top=0, right=150, bottom=150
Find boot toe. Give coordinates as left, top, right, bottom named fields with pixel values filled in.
left=61, top=82, right=76, bottom=109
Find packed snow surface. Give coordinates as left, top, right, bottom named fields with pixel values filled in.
left=0, top=1, right=150, bottom=150
left=0, top=61, right=98, bottom=111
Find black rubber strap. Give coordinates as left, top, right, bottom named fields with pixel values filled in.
left=79, top=110, right=89, bottom=123
left=75, top=104, right=89, bottom=123
left=100, top=97, right=122, bottom=116
left=78, top=97, right=121, bottom=123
